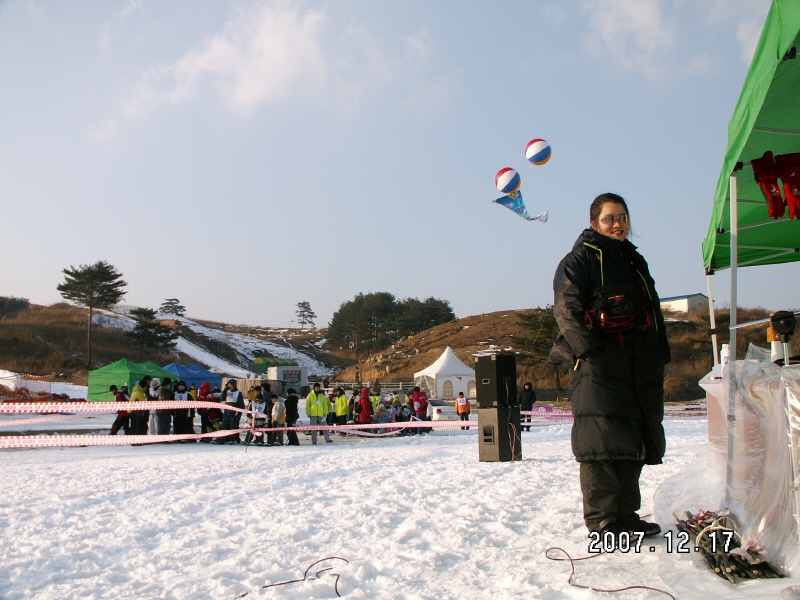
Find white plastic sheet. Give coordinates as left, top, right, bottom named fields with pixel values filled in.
left=0, top=369, right=51, bottom=394
left=654, top=345, right=800, bottom=598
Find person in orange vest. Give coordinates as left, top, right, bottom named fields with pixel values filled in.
left=455, top=392, right=471, bottom=430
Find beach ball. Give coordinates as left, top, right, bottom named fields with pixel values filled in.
left=495, top=167, right=521, bottom=194
left=526, top=139, right=552, bottom=165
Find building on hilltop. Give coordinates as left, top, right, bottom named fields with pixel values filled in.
left=660, top=293, right=709, bottom=315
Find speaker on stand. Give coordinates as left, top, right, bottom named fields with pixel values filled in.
left=475, top=354, right=521, bottom=462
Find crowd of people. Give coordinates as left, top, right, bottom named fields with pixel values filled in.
left=107, top=378, right=474, bottom=444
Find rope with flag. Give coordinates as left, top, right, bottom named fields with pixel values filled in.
left=493, top=190, right=547, bottom=222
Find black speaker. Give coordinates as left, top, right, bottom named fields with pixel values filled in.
left=475, top=354, right=518, bottom=408
left=478, top=407, right=522, bottom=462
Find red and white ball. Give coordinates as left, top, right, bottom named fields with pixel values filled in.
left=525, top=139, right=552, bottom=165
left=495, top=167, right=521, bottom=194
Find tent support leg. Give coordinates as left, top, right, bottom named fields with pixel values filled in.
left=725, top=174, right=739, bottom=508
left=706, top=270, right=719, bottom=365
left=729, top=174, right=738, bottom=360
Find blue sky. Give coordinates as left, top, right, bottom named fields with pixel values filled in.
left=2, top=0, right=794, bottom=328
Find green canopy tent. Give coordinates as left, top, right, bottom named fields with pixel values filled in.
left=87, top=358, right=176, bottom=402
left=701, top=0, right=800, bottom=558
left=250, top=357, right=299, bottom=374
left=703, top=0, right=800, bottom=360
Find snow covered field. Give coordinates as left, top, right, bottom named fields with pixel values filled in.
left=1, top=418, right=758, bottom=600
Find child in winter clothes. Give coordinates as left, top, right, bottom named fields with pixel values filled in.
left=456, top=392, right=471, bottom=430
left=373, top=400, right=390, bottom=434
left=284, top=389, right=300, bottom=446
left=269, top=394, right=286, bottom=446
left=197, top=382, right=221, bottom=438
left=172, top=381, right=194, bottom=437
left=355, top=389, right=373, bottom=428
left=109, top=385, right=130, bottom=435
left=245, top=390, right=268, bottom=446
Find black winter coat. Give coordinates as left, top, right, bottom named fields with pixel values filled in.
left=518, top=387, right=537, bottom=411
left=548, top=229, right=670, bottom=465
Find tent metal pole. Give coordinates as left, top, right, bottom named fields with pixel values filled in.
left=706, top=270, right=719, bottom=365
left=725, top=174, right=739, bottom=508
left=729, top=174, right=738, bottom=359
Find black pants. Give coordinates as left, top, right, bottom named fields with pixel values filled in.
left=220, top=407, right=241, bottom=443
left=110, top=413, right=130, bottom=435
left=521, top=411, right=532, bottom=431
left=129, top=411, right=148, bottom=435
left=286, top=417, right=299, bottom=446
left=459, top=412, right=470, bottom=430
left=579, top=460, right=644, bottom=531
left=173, top=410, right=193, bottom=435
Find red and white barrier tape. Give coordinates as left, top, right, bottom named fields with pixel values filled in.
left=0, top=414, right=93, bottom=428
left=0, top=401, right=246, bottom=415
left=0, top=401, right=705, bottom=449
left=0, top=429, right=238, bottom=449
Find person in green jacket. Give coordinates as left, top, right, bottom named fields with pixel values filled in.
left=370, top=390, right=381, bottom=411
left=306, top=383, right=332, bottom=444
left=333, top=388, right=349, bottom=435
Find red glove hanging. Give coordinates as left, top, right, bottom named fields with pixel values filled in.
left=776, top=152, right=800, bottom=220
left=751, top=151, right=786, bottom=219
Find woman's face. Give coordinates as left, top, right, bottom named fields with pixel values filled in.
left=591, top=201, right=630, bottom=241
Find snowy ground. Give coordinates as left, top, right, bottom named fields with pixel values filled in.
left=0, top=419, right=740, bottom=600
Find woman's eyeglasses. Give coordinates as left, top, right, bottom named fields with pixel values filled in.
left=599, top=214, right=629, bottom=225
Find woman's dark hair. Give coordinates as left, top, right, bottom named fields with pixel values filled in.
left=590, top=192, right=629, bottom=222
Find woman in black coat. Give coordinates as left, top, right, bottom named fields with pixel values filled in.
left=518, top=382, right=537, bottom=432
left=548, top=193, right=670, bottom=538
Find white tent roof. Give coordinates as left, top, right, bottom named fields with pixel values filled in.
left=414, top=347, right=475, bottom=378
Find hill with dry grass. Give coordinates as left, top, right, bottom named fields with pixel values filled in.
left=328, top=306, right=798, bottom=402
left=330, top=309, right=535, bottom=382
left=1, top=298, right=795, bottom=402
left=0, top=301, right=345, bottom=383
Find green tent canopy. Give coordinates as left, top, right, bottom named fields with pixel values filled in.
left=87, top=359, right=176, bottom=402
left=251, top=357, right=299, bottom=374
left=703, top=0, right=800, bottom=272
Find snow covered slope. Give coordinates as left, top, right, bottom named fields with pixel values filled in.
left=94, top=308, right=333, bottom=376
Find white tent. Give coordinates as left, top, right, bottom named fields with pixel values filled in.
left=413, top=347, right=476, bottom=400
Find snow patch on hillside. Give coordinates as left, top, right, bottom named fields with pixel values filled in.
left=91, top=307, right=333, bottom=376
left=165, top=314, right=332, bottom=375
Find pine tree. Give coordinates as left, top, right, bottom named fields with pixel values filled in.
left=57, top=261, right=126, bottom=367
left=327, top=293, right=455, bottom=355
left=296, top=301, right=317, bottom=328
left=125, top=307, right=179, bottom=361
left=159, top=298, right=186, bottom=316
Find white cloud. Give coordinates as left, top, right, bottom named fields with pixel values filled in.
left=686, top=52, right=720, bottom=75
left=703, top=0, right=771, bottom=65
left=583, top=0, right=674, bottom=82
left=119, top=0, right=144, bottom=24
left=403, top=32, right=431, bottom=62
left=89, top=119, right=118, bottom=144
left=736, top=15, right=766, bottom=65
left=99, top=0, right=145, bottom=48
left=94, top=2, right=452, bottom=140
left=123, top=3, right=327, bottom=116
